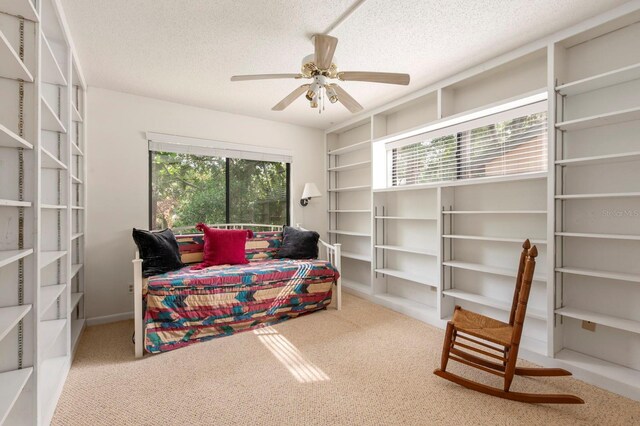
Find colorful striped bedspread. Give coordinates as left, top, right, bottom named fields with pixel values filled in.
left=144, top=259, right=339, bottom=353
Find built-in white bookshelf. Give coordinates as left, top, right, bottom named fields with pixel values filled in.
left=326, top=118, right=373, bottom=296
left=325, top=4, right=640, bottom=400
left=0, top=0, right=87, bottom=423
left=552, top=13, right=640, bottom=388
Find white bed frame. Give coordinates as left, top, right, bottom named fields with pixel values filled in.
left=132, top=224, right=341, bottom=358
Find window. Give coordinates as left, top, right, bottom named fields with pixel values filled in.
left=150, top=152, right=290, bottom=230
left=388, top=100, right=548, bottom=187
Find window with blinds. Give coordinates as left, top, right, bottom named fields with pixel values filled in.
left=388, top=101, right=548, bottom=187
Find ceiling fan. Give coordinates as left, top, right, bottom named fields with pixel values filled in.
left=230, top=34, right=410, bottom=113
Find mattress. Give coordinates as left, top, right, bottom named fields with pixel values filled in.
left=144, top=258, right=338, bottom=353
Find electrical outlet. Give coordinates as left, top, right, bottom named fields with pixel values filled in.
left=128, top=284, right=134, bottom=294
left=582, top=320, right=596, bottom=332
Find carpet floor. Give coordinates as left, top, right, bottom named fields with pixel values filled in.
left=53, top=293, right=640, bottom=425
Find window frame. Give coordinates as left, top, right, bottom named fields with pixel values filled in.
left=385, top=99, right=548, bottom=188
left=148, top=151, right=291, bottom=230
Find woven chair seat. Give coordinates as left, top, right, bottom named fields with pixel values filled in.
left=452, top=306, right=513, bottom=347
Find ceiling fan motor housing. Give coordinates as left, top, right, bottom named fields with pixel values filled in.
left=301, top=53, right=338, bottom=78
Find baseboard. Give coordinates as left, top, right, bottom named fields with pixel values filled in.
left=86, top=311, right=134, bottom=326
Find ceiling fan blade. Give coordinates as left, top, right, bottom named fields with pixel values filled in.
left=314, top=34, right=338, bottom=70
left=332, top=84, right=363, bottom=113
left=338, top=71, right=410, bottom=85
left=272, top=85, right=310, bottom=111
left=231, top=73, right=302, bottom=82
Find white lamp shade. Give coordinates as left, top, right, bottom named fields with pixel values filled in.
left=301, top=182, right=322, bottom=199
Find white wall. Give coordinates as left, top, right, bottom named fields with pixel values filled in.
left=85, top=87, right=326, bottom=321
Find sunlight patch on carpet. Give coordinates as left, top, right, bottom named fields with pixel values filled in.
left=255, top=326, right=329, bottom=383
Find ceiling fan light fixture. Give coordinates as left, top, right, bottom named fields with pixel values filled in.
left=325, top=85, right=339, bottom=103
left=305, top=80, right=320, bottom=101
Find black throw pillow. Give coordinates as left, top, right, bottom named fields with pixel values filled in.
left=132, top=228, right=184, bottom=277
left=276, top=226, right=319, bottom=260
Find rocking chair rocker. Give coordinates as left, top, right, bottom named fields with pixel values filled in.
left=433, top=240, right=584, bottom=404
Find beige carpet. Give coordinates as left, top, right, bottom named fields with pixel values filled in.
left=53, top=294, right=640, bottom=425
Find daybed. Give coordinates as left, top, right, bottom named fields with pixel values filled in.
left=132, top=224, right=341, bottom=357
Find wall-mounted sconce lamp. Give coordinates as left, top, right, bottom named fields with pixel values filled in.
left=300, top=183, right=321, bottom=206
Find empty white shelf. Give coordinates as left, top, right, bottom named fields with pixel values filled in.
left=443, top=260, right=547, bottom=282
left=556, top=232, right=640, bottom=241
left=0, top=368, right=33, bottom=425
left=0, top=29, right=33, bottom=82
left=327, top=185, right=371, bottom=192
left=71, top=104, right=83, bottom=122
left=555, top=307, right=640, bottom=335
left=556, top=62, right=640, bottom=96
left=556, top=349, right=640, bottom=388
left=327, top=230, right=370, bottom=237
left=442, top=210, right=546, bottom=215
left=327, top=140, right=370, bottom=155
left=40, top=284, right=66, bottom=315
left=0, top=199, right=31, bottom=208
left=328, top=161, right=371, bottom=172
left=71, top=175, right=83, bottom=184
left=341, top=251, right=372, bottom=262
left=39, top=319, right=66, bottom=354
left=328, top=209, right=371, bottom=213
left=41, top=33, right=67, bottom=86
left=375, top=268, right=437, bottom=287
left=40, top=251, right=66, bottom=269
left=41, top=147, right=67, bottom=170
left=39, top=355, right=68, bottom=422
left=71, top=232, right=84, bottom=241
left=0, top=123, right=33, bottom=149
left=71, top=205, right=85, bottom=210
left=70, top=292, right=83, bottom=311
left=342, top=279, right=370, bottom=295
left=41, top=204, right=66, bottom=210
left=556, top=192, right=640, bottom=200
left=71, top=318, right=85, bottom=351
left=70, top=263, right=83, bottom=279
left=375, top=216, right=436, bottom=221
left=0, top=0, right=40, bottom=22
left=0, top=249, right=33, bottom=269
left=71, top=140, right=84, bottom=156
left=41, top=97, right=66, bottom=133
left=556, top=151, right=640, bottom=167
left=556, top=106, right=640, bottom=131
left=555, top=266, right=639, bottom=283
left=0, top=305, right=31, bottom=342
left=443, top=234, right=546, bottom=244
left=444, top=289, right=546, bottom=321
left=375, top=245, right=437, bottom=256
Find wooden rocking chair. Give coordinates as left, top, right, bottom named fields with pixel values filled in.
left=433, top=240, right=584, bottom=404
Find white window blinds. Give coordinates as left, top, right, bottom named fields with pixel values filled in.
left=387, top=100, right=547, bottom=187
left=147, top=132, right=293, bottom=163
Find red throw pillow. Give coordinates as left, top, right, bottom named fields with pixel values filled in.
left=193, top=223, right=253, bottom=268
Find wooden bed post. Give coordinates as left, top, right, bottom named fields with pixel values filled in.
left=132, top=253, right=144, bottom=358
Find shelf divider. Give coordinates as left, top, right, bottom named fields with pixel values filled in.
left=555, top=307, right=640, bottom=334
left=0, top=305, right=32, bottom=342
left=0, top=368, right=34, bottom=425
left=0, top=29, right=33, bottom=82
left=556, top=62, right=640, bottom=96
left=41, top=98, right=67, bottom=133
left=0, top=123, right=33, bottom=149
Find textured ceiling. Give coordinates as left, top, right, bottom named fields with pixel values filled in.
left=61, top=0, right=628, bottom=129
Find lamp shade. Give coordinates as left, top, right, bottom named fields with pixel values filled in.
left=301, top=183, right=322, bottom=199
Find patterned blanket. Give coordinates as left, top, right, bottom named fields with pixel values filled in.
left=144, top=259, right=338, bottom=353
